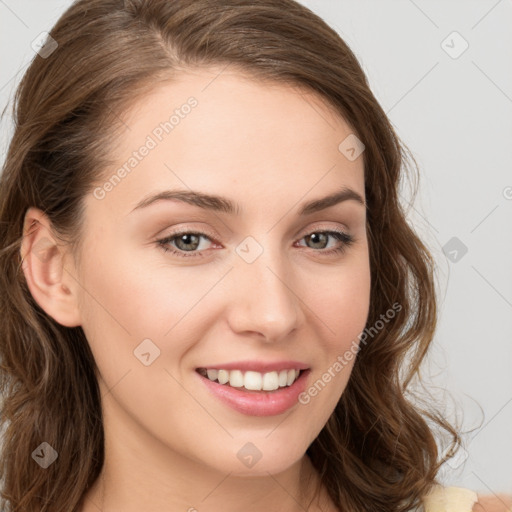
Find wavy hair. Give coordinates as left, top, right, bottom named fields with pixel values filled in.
left=0, top=0, right=462, bottom=510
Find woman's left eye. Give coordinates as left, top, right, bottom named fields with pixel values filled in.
left=156, top=229, right=354, bottom=258
left=295, top=230, right=354, bottom=254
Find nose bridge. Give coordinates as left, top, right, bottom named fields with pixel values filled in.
left=227, top=235, right=301, bottom=340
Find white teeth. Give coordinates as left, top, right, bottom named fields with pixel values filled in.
left=217, top=369, right=229, bottom=385
left=244, top=371, right=262, bottom=390
left=206, top=369, right=218, bottom=381
left=262, top=371, right=279, bottom=390
left=200, top=367, right=303, bottom=391
left=228, top=369, right=244, bottom=388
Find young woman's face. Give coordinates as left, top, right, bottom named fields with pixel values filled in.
left=74, top=67, right=370, bottom=477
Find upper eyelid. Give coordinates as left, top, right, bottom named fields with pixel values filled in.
left=162, top=224, right=349, bottom=238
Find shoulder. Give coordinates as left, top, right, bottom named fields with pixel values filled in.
left=421, top=484, right=512, bottom=512
left=473, top=494, right=512, bottom=512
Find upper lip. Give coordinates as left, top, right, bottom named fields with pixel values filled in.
left=196, top=360, right=310, bottom=373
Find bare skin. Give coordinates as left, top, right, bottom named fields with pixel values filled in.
left=474, top=494, right=512, bottom=512
left=21, top=67, right=371, bottom=511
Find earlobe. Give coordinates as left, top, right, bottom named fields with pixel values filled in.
left=20, top=207, right=82, bottom=328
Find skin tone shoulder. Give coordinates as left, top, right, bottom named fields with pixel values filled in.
left=21, top=66, right=372, bottom=511
left=474, top=495, right=512, bottom=512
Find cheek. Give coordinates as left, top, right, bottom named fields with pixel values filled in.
left=297, top=251, right=370, bottom=405
left=78, top=236, right=218, bottom=336
left=305, top=253, right=371, bottom=342
left=75, top=240, right=234, bottom=399
left=296, top=260, right=370, bottom=422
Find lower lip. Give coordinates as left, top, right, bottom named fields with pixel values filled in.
left=196, top=369, right=311, bottom=417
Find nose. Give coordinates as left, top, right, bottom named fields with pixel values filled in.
left=225, top=243, right=303, bottom=343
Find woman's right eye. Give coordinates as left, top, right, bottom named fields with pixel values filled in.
left=157, top=231, right=215, bottom=258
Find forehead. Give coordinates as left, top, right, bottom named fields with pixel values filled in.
left=88, top=67, right=365, bottom=220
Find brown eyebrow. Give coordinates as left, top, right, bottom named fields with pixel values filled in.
left=129, top=186, right=366, bottom=216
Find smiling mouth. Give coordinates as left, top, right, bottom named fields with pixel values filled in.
left=196, top=367, right=304, bottom=392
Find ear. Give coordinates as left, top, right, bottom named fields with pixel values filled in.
left=19, top=207, right=82, bottom=327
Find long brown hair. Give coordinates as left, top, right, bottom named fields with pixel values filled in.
left=0, top=1, right=463, bottom=510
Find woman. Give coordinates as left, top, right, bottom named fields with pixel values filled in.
left=0, top=1, right=509, bottom=511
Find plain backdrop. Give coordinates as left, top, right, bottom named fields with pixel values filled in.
left=1, top=0, right=511, bottom=496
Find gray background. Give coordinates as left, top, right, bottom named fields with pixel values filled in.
left=1, top=0, right=511, bottom=496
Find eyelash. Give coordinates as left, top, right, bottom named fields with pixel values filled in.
left=156, top=228, right=355, bottom=259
